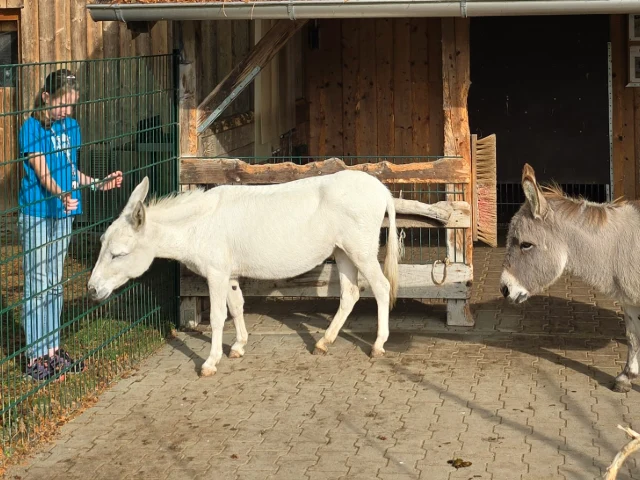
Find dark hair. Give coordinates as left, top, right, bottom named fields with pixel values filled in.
left=32, top=68, right=79, bottom=125
left=43, top=68, right=77, bottom=95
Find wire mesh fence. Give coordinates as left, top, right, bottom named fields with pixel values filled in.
left=0, top=54, right=179, bottom=453
left=496, top=182, right=610, bottom=229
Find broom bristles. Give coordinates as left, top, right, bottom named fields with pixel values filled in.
left=474, top=134, right=497, bottom=248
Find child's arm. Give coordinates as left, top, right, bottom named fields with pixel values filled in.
left=26, top=152, right=77, bottom=211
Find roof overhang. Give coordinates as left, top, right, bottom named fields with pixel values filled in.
left=87, top=0, right=640, bottom=22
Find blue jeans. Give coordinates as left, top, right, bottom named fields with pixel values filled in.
left=18, top=214, right=74, bottom=360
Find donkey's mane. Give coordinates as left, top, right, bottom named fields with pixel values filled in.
left=146, top=187, right=208, bottom=211
left=539, top=182, right=626, bottom=228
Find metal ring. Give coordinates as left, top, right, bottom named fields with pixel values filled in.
left=431, top=259, right=448, bottom=286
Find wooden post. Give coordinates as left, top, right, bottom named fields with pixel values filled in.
left=442, top=18, right=474, bottom=327
left=176, top=21, right=204, bottom=327
left=610, top=14, right=636, bottom=200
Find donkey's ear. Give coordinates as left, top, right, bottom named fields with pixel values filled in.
left=123, top=177, right=150, bottom=213
left=521, top=164, right=548, bottom=219
left=130, top=201, right=146, bottom=231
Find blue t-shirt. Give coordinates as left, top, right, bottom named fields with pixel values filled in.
left=18, top=116, right=82, bottom=218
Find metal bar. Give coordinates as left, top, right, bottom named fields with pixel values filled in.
left=197, top=65, right=261, bottom=134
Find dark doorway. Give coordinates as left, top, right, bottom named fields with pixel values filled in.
left=468, top=15, right=611, bottom=226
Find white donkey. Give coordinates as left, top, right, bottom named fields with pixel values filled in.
left=88, top=170, right=452, bottom=377
left=500, top=163, right=640, bottom=392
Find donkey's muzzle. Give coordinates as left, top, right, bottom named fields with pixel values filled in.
left=500, top=285, right=509, bottom=298
left=88, top=286, right=99, bottom=302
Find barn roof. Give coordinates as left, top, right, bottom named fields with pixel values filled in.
left=87, top=0, right=640, bottom=22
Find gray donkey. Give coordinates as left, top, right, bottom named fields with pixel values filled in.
left=500, top=163, right=640, bottom=393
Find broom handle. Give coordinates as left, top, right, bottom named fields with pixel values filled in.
left=471, top=134, right=478, bottom=242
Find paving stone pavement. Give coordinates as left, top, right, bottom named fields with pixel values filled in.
left=6, top=246, right=640, bottom=480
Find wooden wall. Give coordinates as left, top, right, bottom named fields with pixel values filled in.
left=302, top=18, right=444, bottom=159
left=611, top=14, right=640, bottom=201
left=192, top=20, right=254, bottom=157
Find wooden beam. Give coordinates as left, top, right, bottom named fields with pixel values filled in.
left=442, top=18, right=474, bottom=328
left=178, top=21, right=198, bottom=157
left=197, top=19, right=308, bottom=134
left=179, top=156, right=469, bottom=185
left=181, top=263, right=473, bottom=300
left=611, top=14, right=636, bottom=200
left=209, top=111, right=255, bottom=135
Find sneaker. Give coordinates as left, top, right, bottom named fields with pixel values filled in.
left=51, top=349, right=86, bottom=374
left=25, top=356, right=54, bottom=381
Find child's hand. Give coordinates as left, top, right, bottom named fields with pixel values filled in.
left=61, top=193, right=78, bottom=212
left=101, top=171, right=123, bottom=191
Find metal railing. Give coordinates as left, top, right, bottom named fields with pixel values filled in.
left=0, top=54, right=179, bottom=453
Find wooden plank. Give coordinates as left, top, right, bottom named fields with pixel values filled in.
left=308, top=19, right=343, bottom=157
left=71, top=0, right=87, bottom=61
left=209, top=111, right=254, bottom=135
left=199, top=21, right=217, bottom=107
left=382, top=202, right=470, bottom=229
left=102, top=22, right=119, bottom=58
left=181, top=263, right=473, bottom=300
left=341, top=19, right=359, bottom=157
left=442, top=17, right=473, bottom=327
left=375, top=18, right=394, bottom=156
left=179, top=21, right=198, bottom=157
left=428, top=18, right=444, bottom=157
left=233, top=20, right=251, bottom=115
left=20, top=0, right=38, bottom=111
left=0, top=87, right=17, bottom=210
left=180, top=156, right=469, bottom=185
left=197, top=19, right=307, bottom=133
left=611, top=14, right=636, bottom=200
left=356, top=19, right=377, bottom=158
left=86, top=8, right=104, bottom=59
left=442, top=18, right=471, bottom=265
left=54, top=0, right=70, bottom=62
left=38, top=0, right=54, bottom=62
left=636, top=88, right=640, bottom=199
left=199, top=122, right=254, bottom=157
left=151, top=20, right=169, bottom=56
left=216, top=20, right=233, bottom=105
left=393, top=19, right=412, bottom=157
left=411, top=19, right=430, bottom=157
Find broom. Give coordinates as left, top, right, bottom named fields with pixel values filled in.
left=472, top=133, right=497, bottom=248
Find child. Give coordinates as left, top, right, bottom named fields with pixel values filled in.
left=18, top=68, right=123, bottom=381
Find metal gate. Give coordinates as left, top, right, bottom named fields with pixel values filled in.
left=0, top=54, right=179, bottom=454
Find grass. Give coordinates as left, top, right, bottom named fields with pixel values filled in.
left=0, top=216, right=177, bottom=473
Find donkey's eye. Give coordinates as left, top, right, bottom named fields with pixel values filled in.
left=520, top=242, right=533, bottom=251
left=112, top=252, right=128, bottom=259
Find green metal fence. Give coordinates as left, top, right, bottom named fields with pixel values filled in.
left=0, top=54, right=179, bottom=454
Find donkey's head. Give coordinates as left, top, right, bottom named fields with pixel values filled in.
left=500, top=164, right=568, bottom=303
left=87, top=177, right=154, bottom=302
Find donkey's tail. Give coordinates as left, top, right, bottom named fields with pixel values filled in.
left=384, top=193, right=400, bottom=309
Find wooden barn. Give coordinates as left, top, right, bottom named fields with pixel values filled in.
left=2, top=0, right=640, bottom=328
left=83, top=1, right=640, bottom=328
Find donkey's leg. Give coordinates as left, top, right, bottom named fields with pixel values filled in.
left=349, top=254, right=391, bottom=358
left=614, top=305, right=640, bottom=392
left=201, top=274, right=230, bottom=377
left=227, top=279, right=248, bottom=359
left=314, top=249, right=359, bottom=355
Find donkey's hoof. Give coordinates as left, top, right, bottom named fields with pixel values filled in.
left=313, top=346, right=328, bottom=356
left=200, top=365, right=217, bottom=377
left=370, top=348, right=385, bottom=358
left=613, top=379, right=632, bottom=393
left=229, top=349, right=244, bottom=359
